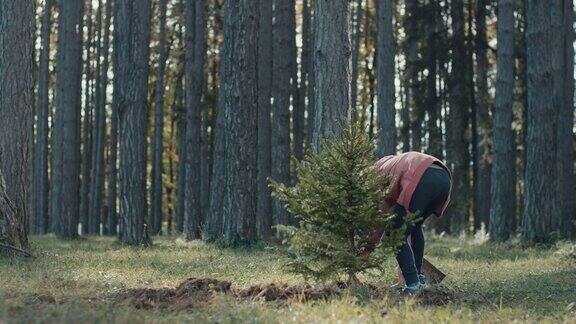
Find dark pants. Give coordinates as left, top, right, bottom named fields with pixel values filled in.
left=395, top=166, right=451, bottom=285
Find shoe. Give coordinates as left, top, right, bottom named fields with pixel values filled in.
left=400, top=282, right=423, bottom=296
left=418, top=274, right=427, bottom=288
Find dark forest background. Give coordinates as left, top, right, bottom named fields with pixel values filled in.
left=0, top=0, right=574, bottom=250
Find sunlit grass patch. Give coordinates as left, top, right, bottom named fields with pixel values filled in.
left=1, top=234, right=575, bottom=323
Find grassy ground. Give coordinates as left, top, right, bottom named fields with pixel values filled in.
left=1, top=234, right=575, bottom=323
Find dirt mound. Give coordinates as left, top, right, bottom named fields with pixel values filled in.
left=236, top=283, right=344, bottom=302
left=122, top=277, right=459, bottom=310
left=126, top=277, right=232, bottom=310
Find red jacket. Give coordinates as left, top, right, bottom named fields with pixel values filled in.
left=375, top=151, right=451, bottom=217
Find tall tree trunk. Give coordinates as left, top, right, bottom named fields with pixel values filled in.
left=271, top=0, right=294, bottom=227
left=448, top=0, right=471, bottom=235
left=116, top=0, right=152, bottom=245
left=474, top=0, right=492, bottom=231
left=490, top=0, right=515, bottom=242
left=150, top=0, right=169, bottom=236
left=405, top=0, right=422, bottom=152
left=96, top=0, right=112, bottom=235
left=80, top=0, right=94, bottom=235
left=174, top=69, right=185, bottom=234
left=312, top=0, right=351, bottom=150
left=107, top=0, right=119, bottom=236
left=305, top=0, right=316, bottom=148
left=198, top=0, right=210, bottom=237
left=522, top=0, right=556, bottom=244
left=552, top=0, right=568, bottom=236
left=53, top=0, right=84, bottom=239
left=34, top=0, right=52, bottom=235
left=292, top=2, right=304, bottom=164
left=256, top=0, right=273, bottom=239
left=210, top=0, right=258, bottom=246
left=184, top=0, right=207, bottom=240
left=0, top=169, right=18, bottom=248
left=350, top=0, right=363, bottom=116
left=558, top=0, right=575, bottom=239
left=0, top=0, right=35, bottom=247
left=376, top=0, right=396, bottom=157
left=425, top=1, right=441, bottom=159
left=89, top=0, right=107, bottom=235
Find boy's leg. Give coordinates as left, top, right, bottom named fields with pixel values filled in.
left=394, top=205, right=419, bottom=286
left=410, top=223, right=425, bottom=274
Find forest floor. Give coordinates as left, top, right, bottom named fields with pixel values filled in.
left=1, top=234, right=575, bottom=323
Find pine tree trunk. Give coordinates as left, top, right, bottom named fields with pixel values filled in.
left=291, top=2, right=303, bottom=165
left=474, top=0, right=492, bottom=231
left=490, top=0, right=515, bottom=242
left=0, top=168, right=18, bottom=248
left=116, top=0, right=152, bottom=245
left=425, top=1, right=441, bottom=159
left=448, top=0, right=470, bottom=235
left=256, top=0, right=273, bottom=239
left=214, top=0, right=258, bottom=246
left=305, top=0, right=316, bottom=148
left=522, top=0, right=556, bottom=244
left=184, top=0, right=207, bottom=240
left=150, top=0, right=169, bottom=236
left=53, top=0, right=84, bottom=239
left=96, top=0, right=112, bottom=235
left=0, top=0, right=34, bottom=247
left=558, top=0, right=575, bottom=239
left=271, top=0, right=294, bottom=227
left=107, top=0, right=120, bottom=235
left=34, top=0, right=52, bottom=235
left=174, top=71, right=186, bottom=234
left=312, top=0, right=351, bottom=150
left=552, top=0, right=569, bottom=237
left=350, top=0, right=363, bottom=116
left=80, top=0, right=93, bottom=235
left=89, top=0, right=107, bottom=236
left=376, top=0, right=396, bottom=157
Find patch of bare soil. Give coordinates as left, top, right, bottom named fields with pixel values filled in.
left=235, top=282, right=347, bottom=302
left=121, top=278, right=459, bottom=310
left=125, top=277, right=232, bottom=310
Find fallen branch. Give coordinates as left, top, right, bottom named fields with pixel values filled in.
left=0, top=242, right=33, bottom=258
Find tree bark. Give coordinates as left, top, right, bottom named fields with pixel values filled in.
left=376, top=0, right=396, bottom=157
left=80, top=0, right=93, bottom=235
left=116, top=0, right=152, bottom=245
left=0, top=1, right=34, bottom=245
left=208, top=0, right=258, bottom=246
left=272, top=0, right=294, bottom=227
left=557, top=0, right=575, bottom=239
left=350, top=0, right=363, bottom=117
left=184, top=0, right=207, bottom=240
left=490, top=0, right=515, bottom=242
left=256, top=0, right=273, bottom=239
left=474, top=0, right=492, bottom=231
left=174, top=68, right=186, bottom=234
left=0, top=169, right=18, bottom=248
left=53, top=0, right=84, bottom=239
left=107, top=0, right=119, bottom=236
left=425, top=1, right=442, bottom=159
left=34, top=0, right=52, bottom=235
left=89, top=0, right=108, bottom=235
left=448, top=0, right=471, bottom=235
left=312, top=0, right=351, bottom=150
left=150, top=0, right=169, bottom=236
left=522, top=0, right=556, bottom=244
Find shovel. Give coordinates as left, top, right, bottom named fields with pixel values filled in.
left=397, top=257, right=446, bottom=285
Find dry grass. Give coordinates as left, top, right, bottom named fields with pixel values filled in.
left=1, top=234, right=575, bottom=323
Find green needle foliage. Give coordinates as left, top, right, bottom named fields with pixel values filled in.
left=270, top=123, right=407, bottom=283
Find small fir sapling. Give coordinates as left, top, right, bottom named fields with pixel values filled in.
left=270, top=123, right=408, bottom=283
